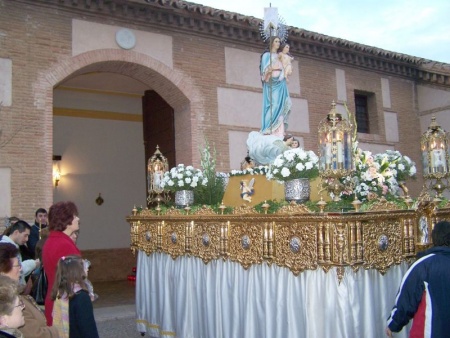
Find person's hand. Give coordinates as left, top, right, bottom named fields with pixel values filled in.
left=34, top=258, right=41, bottom=269
left=385, top=327, right=393, bottom=337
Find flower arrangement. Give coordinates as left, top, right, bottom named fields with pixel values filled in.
left=266, top=148, right=319, bottom=181
left=160, top=164, right=207, bottom=192
left=337, top=149, right=417, bottom=202
left=230, top=166, right=269, bottom=177
left=375, top=150, right=417, bottom=182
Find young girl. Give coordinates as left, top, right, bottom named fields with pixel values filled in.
left=51, top=255, right=99, bottom=338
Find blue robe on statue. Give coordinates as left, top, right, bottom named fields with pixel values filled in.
left=260, top=51, right=292, bottom=135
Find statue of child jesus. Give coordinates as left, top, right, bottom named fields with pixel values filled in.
left=279, top=43, right=294, bottom=82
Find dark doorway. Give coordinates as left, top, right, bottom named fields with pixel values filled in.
left=142, top=90, right=176, bottom=199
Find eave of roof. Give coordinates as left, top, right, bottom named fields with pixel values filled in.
left=16, top=0, right=450, bottom=83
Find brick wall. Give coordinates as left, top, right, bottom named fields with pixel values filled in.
left=0, top=1, right=444, bottom=248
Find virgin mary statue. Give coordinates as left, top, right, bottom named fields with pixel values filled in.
left=260, top=35, right=291, bottom=136
left=246, top=34, right=293, bottom=165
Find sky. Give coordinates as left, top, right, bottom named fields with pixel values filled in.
left=189, top=0, right=450, bottom=64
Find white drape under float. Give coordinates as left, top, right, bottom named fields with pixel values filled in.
left=135, top=251, right=410, bottom=338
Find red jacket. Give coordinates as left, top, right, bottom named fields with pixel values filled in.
left=42, top=231, right=81, bottom=325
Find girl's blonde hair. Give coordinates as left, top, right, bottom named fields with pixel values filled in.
left=51, top=255, right=87, bottom=300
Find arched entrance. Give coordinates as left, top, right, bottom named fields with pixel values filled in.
left=34, top=50, right=205, bottom=278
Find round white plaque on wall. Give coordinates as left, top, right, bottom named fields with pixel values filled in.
left=115, top=28, right=136, bottom=50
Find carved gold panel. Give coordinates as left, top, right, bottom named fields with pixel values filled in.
left=363, top=219, right=403, bottom=274
left=191, top=221, right=221, bottom=264
left=161, top=221, right=187, bottom=260
left=228, top=222, right=263, bottom=269
left=137, top=221, right=159, bottom=256
left=273, top=221, right=318, bottom=275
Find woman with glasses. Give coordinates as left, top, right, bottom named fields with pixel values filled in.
left=0, top=275, right=24, bottom=337
left=0, top=243, right=59, bottom=337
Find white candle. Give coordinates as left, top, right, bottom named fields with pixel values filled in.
left=433, top=149, right=444, bottom=168
left=325, top=143, right=332, bottom=164
left=337, top=142, right=343, bottom=163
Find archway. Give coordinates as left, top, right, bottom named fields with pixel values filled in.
left=34, top=50, right=205, bottom=279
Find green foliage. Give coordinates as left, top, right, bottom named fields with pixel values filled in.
left=194, top=138, right=226, bottom=205
left=438, top=198, right=450, bottom=208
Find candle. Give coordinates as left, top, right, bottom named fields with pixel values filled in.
left=325, top=143, right=332, bottom=164
left=337, top=141, right=343, bottom=163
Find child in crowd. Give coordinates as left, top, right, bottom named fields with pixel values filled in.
left=69, top=231, right=98, bottom=302
left=51, top=255, right=99, bottom=338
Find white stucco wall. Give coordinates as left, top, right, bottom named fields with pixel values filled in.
left=53, top=90, right=145, bottom=250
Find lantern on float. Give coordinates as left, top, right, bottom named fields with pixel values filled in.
left=147, top=145, right=170, bottom=205
left=318, top=101, right=355, bottom=201
left=420, top=116, right=450, bottom=198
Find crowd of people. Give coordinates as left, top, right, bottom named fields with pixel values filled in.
left=0, top=202, right=99, bottom=338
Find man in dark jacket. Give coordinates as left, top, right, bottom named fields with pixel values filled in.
left=386, top=220, right=450, bottom=337
left=27, top=208, right=48, bottom=258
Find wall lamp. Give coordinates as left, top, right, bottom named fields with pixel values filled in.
left=53, top=155, right=62, bottom=187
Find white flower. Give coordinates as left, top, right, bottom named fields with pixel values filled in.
left=284, top=151, right=295, bottom=162
left=281, top=167, right=291, bottom=177
left=305, top=162, right=313, bottom=170
left=273, top=157, right=284, bottom=167
left=295, top=163, right=305, bottom=171
left=409, top=166, right=416, bottom=175
left=398, top=163, right=405, bottom=171
left=297, top=151, right=307, bottom=161
left=178, top=181, right=185, bottom=187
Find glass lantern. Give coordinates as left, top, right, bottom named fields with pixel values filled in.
left=147, top=145, right=170, bottom=205
left=318, top=101, right=355, bottom=200
left=420, top=116, right=449, bottom=198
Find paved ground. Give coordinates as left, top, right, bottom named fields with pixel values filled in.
left=95, top=304, right=147, bottom=337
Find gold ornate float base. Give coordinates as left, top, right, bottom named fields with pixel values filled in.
left=127, top=202, right=449, bottom=282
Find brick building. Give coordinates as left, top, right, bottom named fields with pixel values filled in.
left=0, top=0, right=449, bottom=280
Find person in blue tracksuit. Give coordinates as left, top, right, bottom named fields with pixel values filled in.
left=386, top=220, right=450, bottom=338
